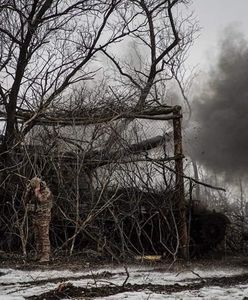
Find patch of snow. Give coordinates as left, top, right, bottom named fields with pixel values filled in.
left=99, top=291, right=170, bottom=300
left=0, top=268, right=90, bottom=284
left=0, top=296, right=25, bottom=300
left=0, top=265, right=248, bottom=299
left=69, top=266, right=248, bottom=288
left=166, top=284, right=248, bottom=300
left=97, top=284, right=248, bottom=300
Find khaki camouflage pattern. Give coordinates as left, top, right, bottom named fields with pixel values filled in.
left=24, top=177, right=53, bottom=262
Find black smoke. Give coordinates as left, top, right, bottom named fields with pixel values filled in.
left=187, top=29, right=248, bottom=179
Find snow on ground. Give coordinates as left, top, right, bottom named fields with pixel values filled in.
left=1, top=264, right=248, bottom=299
left=97, top=285, right=248, bottom=300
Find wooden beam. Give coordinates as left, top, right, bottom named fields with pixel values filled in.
left=10, top=106, right=180, bottom=126
left=173, top=106, right=188, bottom=260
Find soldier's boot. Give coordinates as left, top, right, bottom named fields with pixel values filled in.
left=38, top=224, right=51, bottom=263
left=39, top=253, right=50, bottom=263
left=39, top=243, right=50, bottom=262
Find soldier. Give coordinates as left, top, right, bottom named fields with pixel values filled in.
left=24, top=177, right=53, bottom=262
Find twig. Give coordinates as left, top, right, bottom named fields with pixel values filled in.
left=122, top=265, right=129, bottom=287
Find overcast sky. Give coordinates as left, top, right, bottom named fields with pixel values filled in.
left=184, top=0, right=248, bottom=184
left=188, top=0, right=248, bottom=69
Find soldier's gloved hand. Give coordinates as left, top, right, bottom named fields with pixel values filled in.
left=35, top=186, right=42, bottom=201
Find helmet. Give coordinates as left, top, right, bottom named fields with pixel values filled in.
left=29, top=177, right=42, bottom=188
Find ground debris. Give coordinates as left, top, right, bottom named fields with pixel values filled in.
left=26, top=273, right=248, bottom=300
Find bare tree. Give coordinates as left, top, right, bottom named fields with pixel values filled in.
left=0, top=0, right=197, bottom=260
left=103, top=0, right=195, bottom=107
left=0, top=0, right=136, bottom=148
left=0, top=0, right=195, bottom=149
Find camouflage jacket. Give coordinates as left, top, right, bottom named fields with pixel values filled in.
left=24, top=180, right=53, bottom=214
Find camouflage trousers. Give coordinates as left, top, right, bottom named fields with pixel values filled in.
left=32, top=210, right=51, bottom=262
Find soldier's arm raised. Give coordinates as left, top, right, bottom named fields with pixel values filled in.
left=35, top=187, right=51, bottom=203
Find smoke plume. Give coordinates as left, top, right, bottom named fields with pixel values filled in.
left=187, top=29, right=248, bottom=179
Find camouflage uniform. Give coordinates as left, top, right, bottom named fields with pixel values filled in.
left=24, top=177, right=53, bottom=262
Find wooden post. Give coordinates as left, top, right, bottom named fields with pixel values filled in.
left=172, top=105, right=188, bottom=259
